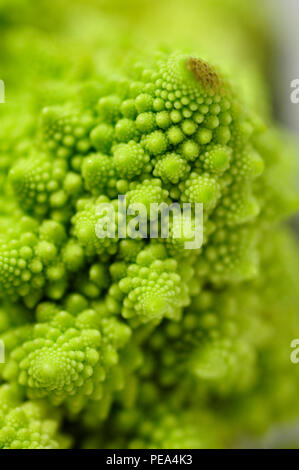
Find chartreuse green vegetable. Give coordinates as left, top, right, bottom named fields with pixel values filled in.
left=0, top=42, right=299, bottom=450
left=0, top=384, right=71, bottom=449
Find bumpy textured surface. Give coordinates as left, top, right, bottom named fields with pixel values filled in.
left=1, top=0, right=299, bottom=450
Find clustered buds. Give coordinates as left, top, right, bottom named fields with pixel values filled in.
left=0, top=50, right=298, bottom=449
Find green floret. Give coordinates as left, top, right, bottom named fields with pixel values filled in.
left=90, top=123, right=114, bottom=153
left=108, top=243, right=191, bottom=323
left=198, top=225, right=259, bottom=283
left=9, top=155, right=69, bottom=217
left=1, top=299, right=131, bottom=411
left=197, top=144, right=232, bottom=173
left=71, top=196, right=119, bottom=256
left=153, top=152, right=190, bottom=184
left=82, top=153, right=117, bottom=196
left=0, top=217, right=68, bottom=305
left=113, top=141, right=151, bottom=179
left=0, top=384, right=71, bottom=449
left=126, top=178, right=169, bottom=213
left=97, top=95, right=122, bottom=124
left=213, top=183, right=260, bottom=226
left=40, top=106, right=94, bottom=159
left=115, top=118, right=138, bottom=142
left=142, top=130, right=168, bottom=156
left=126, top=407, right=224, bottom=449
left=74, top=262, right=110, bottom=300
left=179, top=172, right=221, bottom=210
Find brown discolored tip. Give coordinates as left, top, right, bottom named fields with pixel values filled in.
left=186, top=57, right=222, bottom=91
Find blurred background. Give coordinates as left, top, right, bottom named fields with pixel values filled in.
left=1, top=0, right=298, bottom=130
